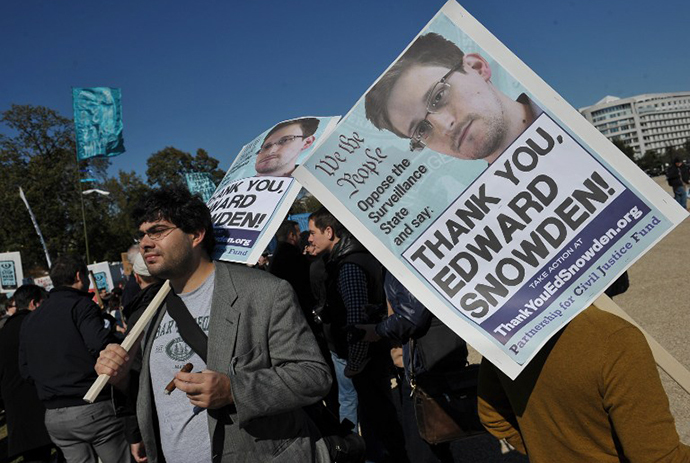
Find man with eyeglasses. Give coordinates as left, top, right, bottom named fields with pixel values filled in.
left=95, top=186, right=331, bottom=463
left=365, top=32, right=541, bottom=164
left=255, top=117, right=319, bottom=177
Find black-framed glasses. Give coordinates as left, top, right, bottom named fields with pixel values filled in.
left=135, top=226, right=178, bottom=242
left=410, top=62, right=464, bottom=152
left=256, top=135, right=305, bottom=155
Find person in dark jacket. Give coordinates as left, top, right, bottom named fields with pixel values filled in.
left=0, top=284, right=57, bottom=463
left=269, top=220, right=316, bottom=323
left=363, top=274, right=471, bottom=462
left=0, top=297, right=17, bottom=331
left=19, top=255, right=128, bottom=463
left=666, top=158, right=689, bottom=208
left=308, top=207, right=408, bottom=462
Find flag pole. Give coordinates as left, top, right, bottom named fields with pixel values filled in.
left=76, top=157, right=91, bottom=264
left=18, top=187, right=52, bottom=268
left=72, top=87, right=125, bottom=264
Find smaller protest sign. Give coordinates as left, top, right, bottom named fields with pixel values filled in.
left=93, top=272, right=108, bottom=291
left=184, top=172, right=218, bottom=203
left=33, top=276, right=53, bottom=292
left=72, top=87, right=125, bottom=160
left=0, top=261, right=17, bottom=290
left=87, top=262, right=124, bottom=293
left=0, top=252, right=24, bottom=294
left=209, top=116, right=339, bottom=264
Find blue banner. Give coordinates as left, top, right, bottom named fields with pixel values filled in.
left=72, top=87, right=125, bottom=160
left=184, top=172, right=218, bottom=203
left=93, top=271, right=108, bottom=291
left=287, top=213, right=310, bottom=233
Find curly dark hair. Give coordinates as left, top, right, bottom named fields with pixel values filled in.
left=133, top=186, right=216, bottom=256
left=275, top=220, right=299, bottom=242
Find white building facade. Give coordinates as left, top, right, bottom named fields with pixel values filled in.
left=579, top=92, right=690, bottom=157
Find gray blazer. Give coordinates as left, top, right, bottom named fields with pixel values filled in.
left=137, top=262, right=332, bottom=462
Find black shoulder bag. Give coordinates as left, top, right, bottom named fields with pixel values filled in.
left=166, top=291, right=208, bottom=363
left=409, top=339, right=486, bottom=444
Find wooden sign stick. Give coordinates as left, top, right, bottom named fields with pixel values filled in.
left=594, top=293, right=690, bottom=395
left=83, top=280, right=171, bottom=403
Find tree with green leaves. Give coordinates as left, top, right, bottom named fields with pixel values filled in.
left=290, top=193, right=322, bottom=214
left=611, top=139, right=636, bottom=162
left=1, top=104, right=227, bottom=273
left=0, top=104, right=149, bottom=272
left=100, top=171, right=151, bottom=259
left=0, top=104, right=85, bottom=272
left=146, top=147, right=225, bottom=188
left=636, top=149, right=664, bottom=176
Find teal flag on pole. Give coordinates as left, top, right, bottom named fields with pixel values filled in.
left=72, top=87, right=125, bottom=160
left=184, top=172, right=217, bottom=203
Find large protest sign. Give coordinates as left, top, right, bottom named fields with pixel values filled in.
left=0, top=252, right=24, bottom=294
left=72, top=87, right=125, bottom=160
left=209, top=116, right=339, bottom=264
left=293, top=1, right=688, bottom=379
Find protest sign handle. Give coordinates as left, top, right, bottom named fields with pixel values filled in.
left=83, top=280, right=171, bottom=403
left=594, top=294, right=690, bottom=395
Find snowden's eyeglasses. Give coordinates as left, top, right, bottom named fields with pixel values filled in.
left=409, top=62, right=463, bottom=152
left=256, top=135, right=305, bottom=155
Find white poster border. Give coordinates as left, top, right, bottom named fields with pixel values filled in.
left=212, top=116, right=340, bottom=265
left=294, top=0, right=687, bottom=379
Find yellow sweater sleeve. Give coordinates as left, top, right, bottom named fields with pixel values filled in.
left=601, top=325, right=690, bottom=462
left=477, top=358, right=527, bottom=454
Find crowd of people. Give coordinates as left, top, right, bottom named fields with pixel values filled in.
left=1, top=185, right=689, bottom=463
left=666, top=157, right=690, bottom=209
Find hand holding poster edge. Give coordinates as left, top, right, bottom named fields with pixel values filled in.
left=83, top=280, right=171, bottom=403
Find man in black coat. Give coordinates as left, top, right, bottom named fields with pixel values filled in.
left=0, top=284, right=56, bottom=462
left=666, top=157, right=689, bottom=208
left=269, top=220, right=315, bottom=324
left=19, top=255, right=128, bottom=463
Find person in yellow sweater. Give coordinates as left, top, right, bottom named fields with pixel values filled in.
left=478, top=305, right=690, bottom=462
